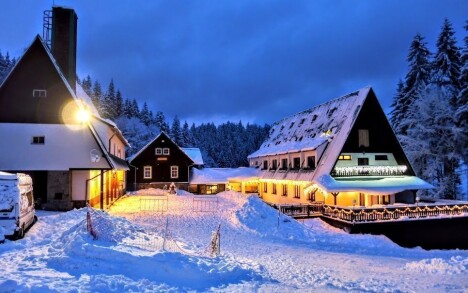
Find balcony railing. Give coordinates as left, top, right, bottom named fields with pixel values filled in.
left=323, top=204, right=468, bottom=223
left=331, top=165, right=408, bottom=177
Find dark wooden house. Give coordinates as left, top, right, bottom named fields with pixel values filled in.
left=127, top=132, right=203, bottom=191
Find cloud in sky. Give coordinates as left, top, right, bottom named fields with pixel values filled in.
left=1, top=0, right=466, bottom=125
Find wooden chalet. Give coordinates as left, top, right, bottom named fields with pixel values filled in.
left=248, top=87, right=433, bottom=207
left=0, top=7, right=129, bottom=210
left=127, top=132, right=204, bottom=191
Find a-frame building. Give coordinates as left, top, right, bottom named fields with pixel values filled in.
left=248, top=87, right=432, bottom=207
left=0, top=7, right=129, bottom=210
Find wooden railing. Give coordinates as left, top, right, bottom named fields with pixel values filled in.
left=322, top=204, right=468, bottom=223
left=270, top=202, right=324, bottom=217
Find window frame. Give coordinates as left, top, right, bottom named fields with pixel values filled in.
left=163, top=148, right=170, bottom=155
left=32, top=89, right=47, bottom=98
left=294, top=185, right=300, bottom=198
left=31, top=136, right=45, bottom=145
left=358, top=129, right=370, bottom=147
left=170, top=165, right=179, bottom=179
left=263, top=182, right=268, bottom=193
left=155, top=148, right=163, bottom=155
left=143, top=166, right=152, bottom=179
left=282, top=184, right=288, bottom=196
left=272, top=183, right=277, bottom=194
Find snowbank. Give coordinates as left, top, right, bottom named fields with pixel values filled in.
left=404, top=256, right=468, bottom=275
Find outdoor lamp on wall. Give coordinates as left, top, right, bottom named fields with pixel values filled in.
left=76, top=108, right=91, bottom=123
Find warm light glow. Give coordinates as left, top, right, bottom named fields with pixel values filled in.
left=76, top=108, right=91, bottom=123
left=333, top=165, right=407, bottom=176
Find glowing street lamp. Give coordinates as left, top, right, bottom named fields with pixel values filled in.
left=76, top=108, right=91, bottom=123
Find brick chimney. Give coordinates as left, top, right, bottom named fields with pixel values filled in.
left=51, top=6, right=78, bottom=92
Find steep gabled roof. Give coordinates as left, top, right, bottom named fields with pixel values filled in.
left=248, top=87, right=370, bottom=159
left=0, top=35, right=128, bottom=170
left=128, top=132, right=194, bottom=165
left=181, top=148, right=204, bottom=165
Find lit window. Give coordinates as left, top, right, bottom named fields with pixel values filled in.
left=272, top=183, right=277, bottom=194
left=263, top=182, right=268, bottom=193
left=282, top=185, right=288, bottom=196
left=170, top=166, right=178, bottom=178
left=155, top=148, right=162, bottom=155
left=33, top=89, right=47, bottom=98
left=31, top=136, right=45, bottom=144
left=143, top=166, right=152, bottom=179
left=294, top=185, right=300, bottom=198
left=358, top=129, right=369, bottom=147
left=163, top=148, right=170, bottom=155
left=338, top=155, right=352, bottom=160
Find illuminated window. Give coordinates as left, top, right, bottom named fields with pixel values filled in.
left=170, top=166, right=178, bottom=178
left=338, top=155, right=352, bottom=160
left=32, top=89, right=47, bottom=98
left=31, top=136, right=45, bottom=144
left=163, top=148, right=170, bottom=155
left=282, top=185, right=288, bottom=196
left=358, top=129, right=369, bottom=147
left=143, top=166, right=152, bottom=179
left=263, top=182, right=268, bottom=193
left=294, top=185, right=300, bottom=198
left=272, top=183, right=277, bottom=194
left=155, top=148, right=162, bottom=155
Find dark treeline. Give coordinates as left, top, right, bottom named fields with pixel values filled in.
left=390, top=19, right=467, bottom=199
left=78, top=76, right=269, bottom=167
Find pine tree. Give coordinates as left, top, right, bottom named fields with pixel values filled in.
left=433, top=18, right=462, bottom=104
left=155, top=111, right=170, bottom=134
left=390, top=80, right=405, bottom=132
left=181, top=121, right=195, bottom=147
left=139, top=102, right=152, bottom=126
left=101, top=79, right=117, bottom=119
left=123, top=98, right=133, bottom=118
left=81, top=75, right=93, bottom=96
left=130, top=99, right=140, bottom=118
left=171, top=115, right=182, bottom=145
left=391, top=34, right=431, bottom=135
left=92, top=81, right=103, bottom=113
left=455, top=21, right=468, bottom=162
left=115, top=89, right=124, bottom=118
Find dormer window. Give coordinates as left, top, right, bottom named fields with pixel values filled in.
left=33, top=89, right=47, bottom=98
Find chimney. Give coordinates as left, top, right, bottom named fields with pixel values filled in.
left=51, top=6, right=78, bottom=92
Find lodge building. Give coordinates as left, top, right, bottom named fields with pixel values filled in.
left=0, top=7, right=129, bottom=210
left=247, top=87, right=432, bottom=207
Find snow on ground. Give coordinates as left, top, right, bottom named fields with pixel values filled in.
left=0, top=190, right=467, bottom=292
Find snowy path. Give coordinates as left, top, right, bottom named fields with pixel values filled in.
left=0, top=191, right=467, bottom=292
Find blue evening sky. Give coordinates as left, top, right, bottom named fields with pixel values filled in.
left=1, top=1, right=466, bottom=125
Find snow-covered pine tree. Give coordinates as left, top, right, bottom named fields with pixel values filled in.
left=130, top=99, right=140, bottom=118
left=181, top=121, right=195, bottom=147
left=390, top=80, right=405, bottom=131
left=392, top=34, right=432, bottom=135
left=155, top=111, right=170, bottom=134
left=123, top=98, right=133, bottom=118
left=455, top=21, right=468, bottom=164
left=139, top=102, right=152, bottom=126
left=115, top=89, right=124, bottom=118
left=0, top=50, right=16, bottom=84
left=81, top=75, right=93, bottom=96
left=171, top=115, right=182, bottom=145
left=432, top=18, right=462, bottom=105
left=101, top=79, right=117, bottom=119
left=91, top=81, right=103, bottom=113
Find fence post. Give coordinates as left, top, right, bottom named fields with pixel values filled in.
left=162, top=218, right=169, bottom=251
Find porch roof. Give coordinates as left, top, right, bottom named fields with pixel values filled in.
left=315, top=174, right=433, bottom=194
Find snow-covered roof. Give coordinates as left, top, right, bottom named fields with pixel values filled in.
left=190, top=168, right=260, bottom=184
left=248, top=88, right=369, bottom=159
left=0, top=171, right=17, bottom=180
left=182, top=148, right=204, bottom=165
left=315, top=175, right=434, bottom=194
